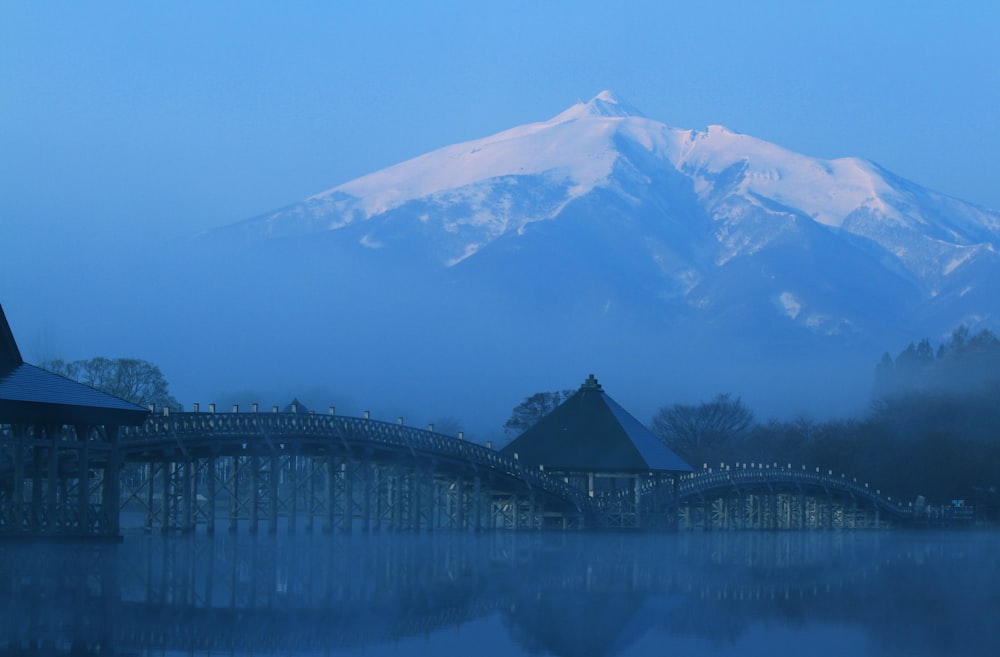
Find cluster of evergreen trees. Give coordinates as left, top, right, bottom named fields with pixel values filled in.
left=873, top=326, right=1000, bottom=399
left=649, top=327, right=1000, bottom=519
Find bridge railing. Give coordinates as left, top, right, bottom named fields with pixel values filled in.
left=120, top=412, right=594, bottom=514
left=669, top=463, right=914, bottom=518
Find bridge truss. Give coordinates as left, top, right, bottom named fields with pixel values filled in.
left=119, top=409, right=594, bottom=533
left=672, top=462, right=918, bottom=530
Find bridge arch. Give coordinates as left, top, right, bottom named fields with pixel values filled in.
left=671, top=462, right=916, bottom=530
left=119, top=410, right=595, bottom=533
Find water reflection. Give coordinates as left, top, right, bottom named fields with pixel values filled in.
left=1, top=530, right=997, bottom=656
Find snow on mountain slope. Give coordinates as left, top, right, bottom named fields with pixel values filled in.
left=234, top=91, right=649, bottom=245
left=221, top=91, right=1000, bottom=342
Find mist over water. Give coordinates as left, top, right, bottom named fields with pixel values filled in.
left=4, top=530, right=997, bottom=657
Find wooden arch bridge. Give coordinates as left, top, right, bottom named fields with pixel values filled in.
left=113, top=407, right=927, bottom=534
left=119, top=407, right=591, bottom=533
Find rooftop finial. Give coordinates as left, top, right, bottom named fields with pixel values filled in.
left=581, top=374, right=602, bottom=391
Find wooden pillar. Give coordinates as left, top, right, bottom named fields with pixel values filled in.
left=145, top=462, right=156, bottom=532
left=633, top=475, right=641, bottom=530
left=323, top=455, right=334, bottom=533
left=455, top=479, right=466, bottom=530
left=411, top=470, right=422, bottom=532
left=268, top=455, right=278, bottom=534
left=288, top=455, right=298, bottom=534
left=182, top=461, right=193, bottom=532
left=362, top=462, right=371, bottom=533
left=12, top=426, right=24, bottom=530
left=31, top=429, right=42, bottom=530
left=160, top=461, right=171, bottom=533
left=671, top=476, right=679, bottom=531
left=104, top=425, right=121, bottom=536
left=229, top=458, right=239, bottom=533
left=342, top=459, right=353, bottom=534
left=473, top=475, right=482, bottom=533
left=47, top=425, right=59, bottom=533
left=76, top=425, right=91, bottom=535
left=306, top=457, right=316, bottom=532
left=249, top=455, right=260, bottom=533
left=391, top=465, right=403, bottom=531
left=372, top=465, right=382, bottom=532
left=206, top=456, right=216, bottom=535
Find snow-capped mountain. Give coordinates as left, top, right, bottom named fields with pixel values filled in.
left=222, top=90, right=1000, bottom=342
left=165, top=91, right=1000, bottom=430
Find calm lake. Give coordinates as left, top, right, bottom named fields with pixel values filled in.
left=2, top=529, right=997, bottom=657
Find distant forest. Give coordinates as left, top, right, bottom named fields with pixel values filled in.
left=651, top=327, right=1000, bottom=521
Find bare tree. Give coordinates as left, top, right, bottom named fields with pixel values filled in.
left=503, top=390, right=573, bottom=439
left=650, top=393, right=755, bottom=464
left=43, top=357, right=181, bottom=410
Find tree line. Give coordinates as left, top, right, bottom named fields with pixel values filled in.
left=43, top=357, right=180, bottom=411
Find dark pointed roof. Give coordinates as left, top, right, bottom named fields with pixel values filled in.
left=0, top=305, right=23, bottom=371
left=0, top=305, right=149, bottom=425
left=283, top=398, right=309, bottom=413
left=500, top=375, right=692, bottom=473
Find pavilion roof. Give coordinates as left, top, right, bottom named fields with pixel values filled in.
left=0, top=305, right=149, bottom=426
left=500, top=375, right=692, bottom=473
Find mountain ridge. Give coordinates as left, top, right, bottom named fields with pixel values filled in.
left=223, top=91, right=998, bottom=273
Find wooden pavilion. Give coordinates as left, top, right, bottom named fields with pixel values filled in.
left=501, top=374, right=692, bottom=529
left=0, top=305, right=148, bottom=538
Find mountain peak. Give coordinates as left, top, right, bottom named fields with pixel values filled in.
left=551, top=90, right=645, bottom=122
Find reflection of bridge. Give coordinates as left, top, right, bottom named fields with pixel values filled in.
left=115, top=409, right=940, bottom=533
left=5, top=531, right=997, bottom=657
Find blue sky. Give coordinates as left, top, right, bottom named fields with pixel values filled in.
left=3, top=0, right=998, bottom=250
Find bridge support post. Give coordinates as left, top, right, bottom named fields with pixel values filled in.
left=473, top=476, right=482, bottom=533
left=76, top=425, right=91, bottom=534
left=287, top=455, right=297, bottom=534
left=268, top=456, right=279, bottom=534
left=46, top=428, right=58, bottom=533
left=305, top=457, right=316, bottom=533
left=342, top=459, right=353, bottom=534
left=323, top=455, right=334, bottom=533
left=373, top=466, right=383, bottom=532
left=11, top=427, right=24, bottom=530
left=206, top=456, right=216, bottom=534
left=182, top=461, right=193, bottom=533
left=144, top=462, right=155, bottom=532
left=455, top=479, right=466, bottom=530
left=103, top=425, right=121, bottom=536
left=160, top=462, right=171, bottom=533
left=361, top=462, right=372, bottom=533
left=31, top=441, right=42, bottom=529
left=229, top=457, right=240, bottom=533
left=391, top=465, right=403, bottom=531
left=249, top=455, right=260, bottom=533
